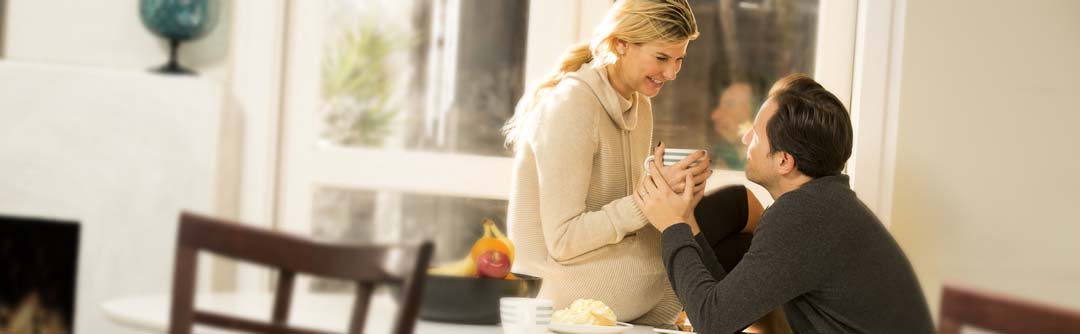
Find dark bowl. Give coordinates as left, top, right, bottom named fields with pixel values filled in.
left=414, top=273, right=542, bottom=324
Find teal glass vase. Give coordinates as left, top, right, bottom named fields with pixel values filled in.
left=139, top=0, right=221, bottom=75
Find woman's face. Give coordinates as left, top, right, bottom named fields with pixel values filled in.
left=614, top=39, right=690, bottom=98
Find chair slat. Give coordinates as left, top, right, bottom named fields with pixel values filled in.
left=939, top=284, right=1080, bottom=334
left=178, top=212, right=407, bottom=281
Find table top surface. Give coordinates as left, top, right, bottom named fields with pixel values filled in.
left=101, top=292, right=672, bottom=334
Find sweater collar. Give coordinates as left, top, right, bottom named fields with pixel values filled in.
left=796, top=174, right=851, bottom=192
left=772, top=174, right=850, bottom=203
left=573, top=61, right=640, bottom=131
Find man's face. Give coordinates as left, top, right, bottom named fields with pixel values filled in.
left=743, top=98, right=780, bottom=187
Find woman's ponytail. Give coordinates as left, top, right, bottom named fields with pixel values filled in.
left=503, top=42, right=593, bottom=147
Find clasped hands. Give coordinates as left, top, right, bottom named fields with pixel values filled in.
left=632, top=142, right=712, bottom=233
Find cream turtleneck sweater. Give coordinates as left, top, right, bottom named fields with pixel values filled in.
left=506, top=61, right=681, bottom=324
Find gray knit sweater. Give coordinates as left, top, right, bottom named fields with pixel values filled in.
left=661, top=175, right=934, bottom=333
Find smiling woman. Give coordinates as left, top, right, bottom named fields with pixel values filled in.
left=504, top=0, right=703, bottom=326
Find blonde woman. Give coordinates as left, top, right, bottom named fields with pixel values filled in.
left=503, top=0, right=711, bottom=325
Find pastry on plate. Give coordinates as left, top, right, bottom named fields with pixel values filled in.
left=552, top=299, right=617, bottom=326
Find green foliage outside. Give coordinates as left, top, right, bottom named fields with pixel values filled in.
left=321, top=22, right=408, bottom=146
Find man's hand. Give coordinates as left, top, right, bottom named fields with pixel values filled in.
left=634, top=158, right=698, bottom=233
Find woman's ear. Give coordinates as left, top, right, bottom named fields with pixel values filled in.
left=613, top=38, right=627, bottom=55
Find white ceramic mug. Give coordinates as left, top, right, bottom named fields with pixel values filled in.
left=644, top=148, right=706, bottom=171
left=500, top=297, right=553, bottom=334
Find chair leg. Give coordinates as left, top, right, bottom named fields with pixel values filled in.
left=168, top=247, right=198, bottom=334
left=349, top=282, right=375, bottom=333
left=271, top=270, right=296, bottom=333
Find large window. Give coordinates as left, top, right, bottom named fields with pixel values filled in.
left=278, top=0, right=528, bottom=281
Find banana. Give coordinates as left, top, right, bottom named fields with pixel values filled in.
left=484, top=218, right=516, bottom=262
left=428, top=254, right=477, bottom=277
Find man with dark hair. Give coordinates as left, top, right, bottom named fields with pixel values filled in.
left=634, top=74, right=934, bottom=333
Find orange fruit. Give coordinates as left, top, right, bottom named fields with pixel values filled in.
left=471, top=238, right=510, bottom=262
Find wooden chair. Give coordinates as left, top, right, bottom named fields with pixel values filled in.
left=169, top=211, right=434, bottom=334
left=939, top=284, right=1080, bottom=334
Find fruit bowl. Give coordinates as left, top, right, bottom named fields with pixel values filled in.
left=415, top=273, right=542, bottom=324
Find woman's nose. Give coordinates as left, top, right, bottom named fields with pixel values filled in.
left=664, top=64, right=678, bottom=81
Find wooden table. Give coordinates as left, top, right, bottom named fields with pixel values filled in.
left=101, top=292, right=666, bottom=333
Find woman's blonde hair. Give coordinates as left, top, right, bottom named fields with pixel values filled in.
left=503, top=0, right=699, bottom=147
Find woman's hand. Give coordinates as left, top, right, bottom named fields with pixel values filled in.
left=651, top=142, right=712, bottom=195
left=634, top=158, right=702, bottom=233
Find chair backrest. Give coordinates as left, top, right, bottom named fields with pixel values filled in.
left=169, top=211, right=434, bottom=334
left=939, top=284, right=1080, bottom=334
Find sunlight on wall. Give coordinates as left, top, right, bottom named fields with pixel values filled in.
left=891, top=0, right=1080, bottom=317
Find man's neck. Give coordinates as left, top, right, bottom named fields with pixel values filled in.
left=767, top=174, right=814, bottom=201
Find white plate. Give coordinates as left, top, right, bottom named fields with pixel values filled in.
left=548, top=321, right=634, bottom=333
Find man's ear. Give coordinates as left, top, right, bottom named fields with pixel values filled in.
left=777, top=151, right=797, bottom=176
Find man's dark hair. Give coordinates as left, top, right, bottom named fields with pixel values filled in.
left=766, top=74, right=853, bottom=178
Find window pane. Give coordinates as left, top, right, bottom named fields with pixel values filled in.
left=320, top=0, right=528, bottom=157
left=651, top=0, right=820, bottom=171
left=310, top=187, right=508, bottom=292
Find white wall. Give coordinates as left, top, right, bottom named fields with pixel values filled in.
left=0, top=62, right=223, bottom=334
left=4, top=0, right=230, bottom=81
left=890, top=0, right=1080, bottom=317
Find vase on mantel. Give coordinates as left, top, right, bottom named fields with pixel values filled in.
left=139, top=0, right=221, bottom=75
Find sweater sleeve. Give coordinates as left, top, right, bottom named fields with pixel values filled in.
left=694, top=233, right=727, bottom=279
left=661, top=205, right=836, bottom=334
left=529, top=89, right=649, bottom=262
